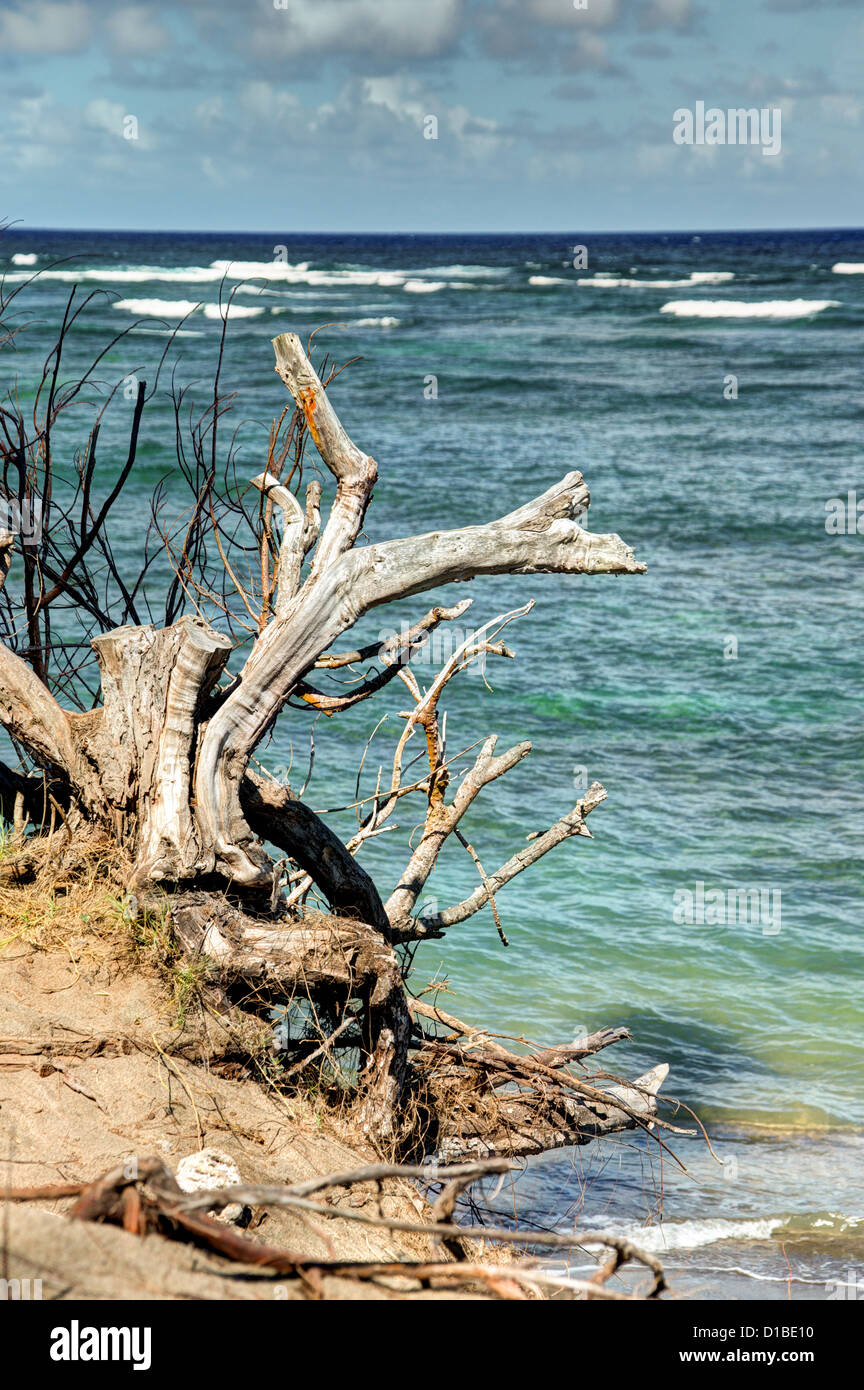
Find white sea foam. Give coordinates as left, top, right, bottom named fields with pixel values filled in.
left=409, top=264, right=505, bottom=278
left=578, top=271, right=735, bottom=288
left=210, top=259, right=406, bottom=289
left=268, top=291, right=354, bottom=301
left=113, top=297, right=201, bottom=317
left=689, top=271, right=736, bottom=283
left=113, top=297, right=264, bottom=320
left=582, top=1217, right=783, bottom=1254
left=101, top=265, right=223, bottom=283
left=130, top=327, right=204, bottom=337
left=661, top=298, right=839, bottom=319
left=351, top=316, right=400, bottom=327
left=21, top=266, right=223, bottom=284
left=11, top=252, right=37, bottom=266
left=832, top=262, right=864, bottom=274
left=0, top=257, right=500, bottom=294
left=529, top=275, right=570, bottom=286
left=203, top=303, right=264, bottom=319
left=7, top=260, right=404, bottom=289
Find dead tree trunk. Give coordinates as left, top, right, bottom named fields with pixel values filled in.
left=0, top=320, right=662, bottom=1147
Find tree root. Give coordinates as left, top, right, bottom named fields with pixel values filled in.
left=164, top=891, right=681, bottom=1163
left=167, top=892, right=411, bottom=1141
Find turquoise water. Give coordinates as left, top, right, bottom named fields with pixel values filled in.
left=2, top=228, right=862, bottom=1297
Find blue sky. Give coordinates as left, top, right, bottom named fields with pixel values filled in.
left=0, top=0, right=860, bottom=231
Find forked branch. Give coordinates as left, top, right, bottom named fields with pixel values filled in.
left=272, top=331, right=377, bottom=574
left=401, top=781, right=609, bottom=939
left=195, top=403, right=643, bottom=885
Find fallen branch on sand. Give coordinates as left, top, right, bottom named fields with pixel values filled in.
left=4, top=1154, right=668, bottom=1301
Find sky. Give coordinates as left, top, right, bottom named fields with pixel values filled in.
left=0, top=0, right=861, bottom=232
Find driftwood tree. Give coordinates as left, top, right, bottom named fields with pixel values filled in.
left=0, top=277, right=675, bottom=1157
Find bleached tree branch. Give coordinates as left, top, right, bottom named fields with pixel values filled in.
left=400, top=781, right=609, bottom=938
left=272, top=331, right=377, bottom=575
left=0, top=642, right=75, bottom=777
left=195, top=458, right=643, bottom=885
left=385, top=735, right=532, bottom=930
left=251, top=471, right=304, bottom=614
left=297, top=600, right=471, bottom=712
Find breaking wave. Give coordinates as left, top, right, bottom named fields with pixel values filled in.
left=660, top=298, right=839, bottom=319
left=578, top=271, right=735, bottom=288
left=112, top=298, right=264, bottom=320
left=113, top=297, right=200, bottom=317
left=202, top=303, right=264, bottom=319
left=402, top=279, right=446, bottom=293
left=581, top=1217, right=784, bottom=1253
left=12, top=265, right=224, bottom=284
left=2, top=259, right=466, bottom=291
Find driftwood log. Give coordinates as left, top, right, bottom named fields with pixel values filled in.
left=0, top=310, right=665, bottom=1151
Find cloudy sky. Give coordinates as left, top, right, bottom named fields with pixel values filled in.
left=0, top=0, right=860, bottom=231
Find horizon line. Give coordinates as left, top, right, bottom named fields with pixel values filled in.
left=4, top=223, right=863, bottom=238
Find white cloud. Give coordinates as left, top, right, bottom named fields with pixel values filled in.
left=181, top=72, right=505, bottom=179
left=84, top=97, right=157, bottom=149
left=518, top=0, right=620, bottom=27
left=251, top=0, right=462, bottom=61
left=358, top=76, right=503, bottom=156
left=84, top=98, right=128, bottom=136
left=636, top=141, right=677, bottom=174
left=7, top=93, right=62, bottom=167
left=361, top=76, right=427, bottom=126
left=566, top=32, right=614, bottom=70
left=238, top=81, right=301, bottom=122
left=642, top=0, right=691, bottom=25
left=820, top=93, right=862, bottom=124
left=104, top=5, right=169, bottom=56
left=0, top=1, right=90, bottom=54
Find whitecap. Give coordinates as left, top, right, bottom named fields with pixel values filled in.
left=28, top=266, right=223, bottom=284
left=581, top=1217, right=783, bottom=1253
left=402, top=279, right=446, bottom=293
left=115, top=298, right=264, bottom=319
left=689, top=271, right=735, bottom=284
left=407, top=264, right=506, bottom=278
left=210, top=259, right=406, bottom=289
left=1, top=257, right=413, bottom=292
left=11, top=252, right=37, bottom=266
left=832, top=262, right=864, bottom=274
left=660, top=298, right=839, bottom=319
left=202, top=303, right=264, bottom=319
left=529, top=275, right=570, bottom=286
left=351, top=317, right=400, bottom=327
left=578, top=271, right=734, bottom=289
left=129, top=327, right=204, bottom=338
left=113, top=297, right=200, bottom=317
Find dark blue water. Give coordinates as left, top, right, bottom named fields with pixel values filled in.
left=2, top=227, right=863, bottom=1298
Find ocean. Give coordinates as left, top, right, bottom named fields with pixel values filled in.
left=2, top=226, right=862, bottom=1300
